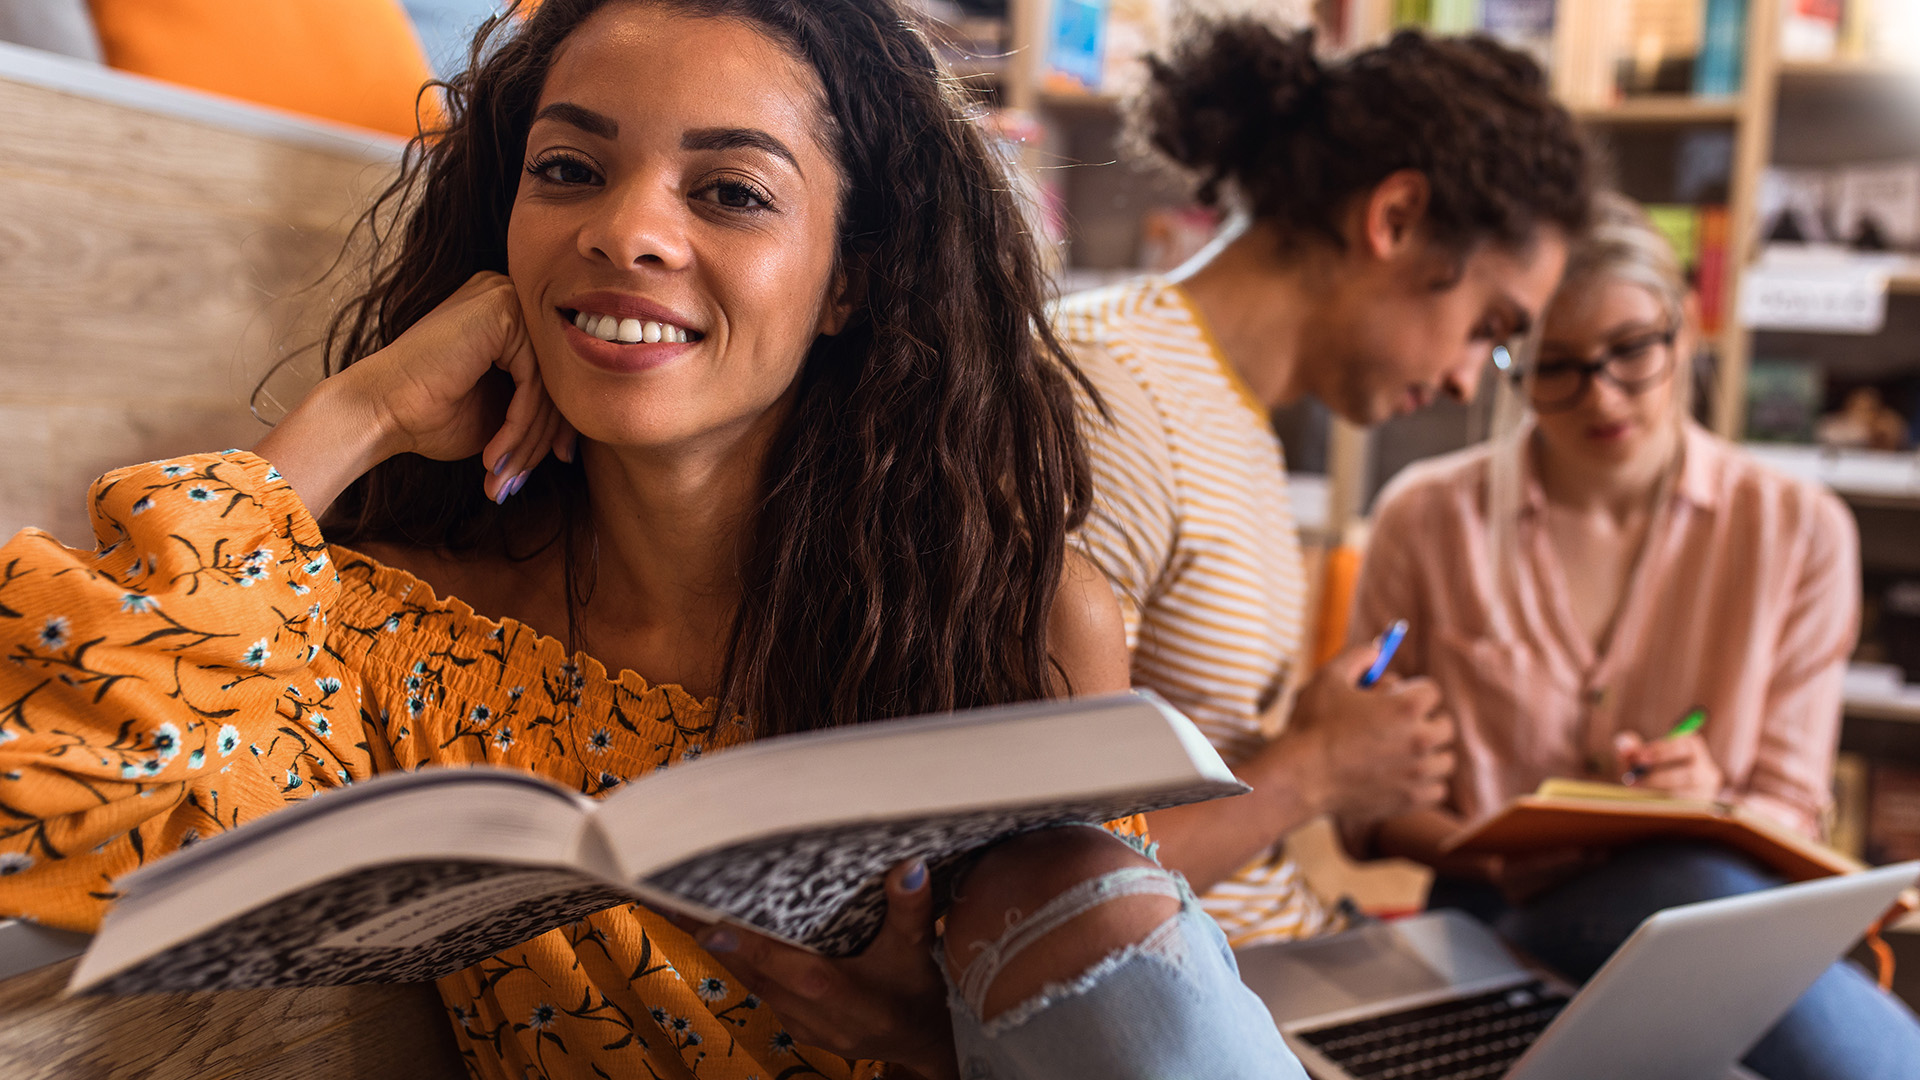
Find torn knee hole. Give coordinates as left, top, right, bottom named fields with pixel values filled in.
left=953, top=866, right=1187, bottom=1023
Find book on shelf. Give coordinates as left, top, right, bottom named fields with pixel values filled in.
left=1440, top=778, right=1863, bottom=882
left=1832, top=751, right=1870, bottom=862
left=1697, top=203, right=1731, bottom=334
left=1744, top=356, right=1823, bottom=441
left=1044, top=0, right=1106, bottom=94
left=1780, top=0, right=1844, bottom=62
left=1869, top=763, right=1920, bottom=866
left=67, top=690, right=1244, bottom=996
left=1694, top=0, right=1747, bottom=96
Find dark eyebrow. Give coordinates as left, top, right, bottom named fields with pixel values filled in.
left=681, top=127, right=802, bottom=175
left=532, top=102, right=618, bottom=140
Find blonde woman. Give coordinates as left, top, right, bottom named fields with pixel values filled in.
left=1352, top=192, right=1920, bottom=1079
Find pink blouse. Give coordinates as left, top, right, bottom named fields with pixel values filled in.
left=1351, top=423, right=1859, bottom=839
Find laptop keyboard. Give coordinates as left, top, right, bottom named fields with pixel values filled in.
left=1293, top=980, right=1572, bottom=1080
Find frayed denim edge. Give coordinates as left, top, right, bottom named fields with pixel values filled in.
left=967, top=904, right=1193, bottom=1039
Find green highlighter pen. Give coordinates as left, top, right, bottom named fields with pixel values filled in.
left=1621, top=707, right=1706, bottom=785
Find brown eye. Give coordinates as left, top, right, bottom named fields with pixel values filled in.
left=698, top=179, right=773, bottom=212
left=529, top=155, right=599, bottom=186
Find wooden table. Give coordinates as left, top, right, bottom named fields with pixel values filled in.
left=0, top=957, right=468, bottom=1080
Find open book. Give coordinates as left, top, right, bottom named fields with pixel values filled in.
left=1439, top=778, right=1862, bottom=882
left=71, top=690, right=1243, bottom=995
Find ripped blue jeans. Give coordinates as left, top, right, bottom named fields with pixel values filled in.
left=937, top=865, right=1308, bottom=1080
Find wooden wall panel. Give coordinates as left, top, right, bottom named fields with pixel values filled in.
left=0, top=70, right=397, bottom=546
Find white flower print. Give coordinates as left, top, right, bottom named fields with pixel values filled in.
left=129, top=496, right=153, bottom=515
left=119, top=593, right=158, bottom=614
left=37, top=616, right=68, bottom=650
left=694, top=976, right=728, bottom=1002
left=0, top=727, right=15, bottom=744
left=303, top=556, right=328, bottom=576
left=587, top=729, right=612, bottom=754
left=526, top=1003, right=556, bottom=1030
left=0, top=852, right=33, bottom=876
left=186, top=486, right=214, bottom=502
left=241, top=638, right=271, bottom=667
left=151, top=722, right=182, bottom=763
left=187, top=748, right=204, bottom=769
left=317, top=677, right=342, bottom=695
left=310, top=713, right=332, bottom=737
left=160, top=464, right=189, bottom=478
left=216, top=724, right=241, bottom=756
left=264, top=466, right=282, bottom=482
left=491, top=727, right=514, bottom=751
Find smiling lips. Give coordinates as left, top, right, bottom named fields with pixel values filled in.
left=569, top=309, right=696, bottom=345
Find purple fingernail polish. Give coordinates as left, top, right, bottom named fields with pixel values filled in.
left=492, top=457, right=509, bottom=477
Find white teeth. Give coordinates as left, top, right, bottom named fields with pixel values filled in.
left=571, top=311, right=692, bottom=344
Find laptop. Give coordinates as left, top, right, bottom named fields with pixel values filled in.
left=1237, top=860, right=1920, bottom=1080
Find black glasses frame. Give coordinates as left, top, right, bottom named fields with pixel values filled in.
left=1512, top=326, right=1679, bottom=412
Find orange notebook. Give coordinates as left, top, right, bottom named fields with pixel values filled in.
left=1440, top=779, right=1862, bottom=883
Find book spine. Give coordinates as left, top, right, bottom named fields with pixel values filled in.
left=1695, top=0, right=1748, bottom=96
left=1697, top=203, right=1731, bottom=336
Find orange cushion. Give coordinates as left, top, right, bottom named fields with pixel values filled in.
left=88, top=0, right=436, bottom=137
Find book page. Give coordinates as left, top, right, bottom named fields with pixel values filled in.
left=79, top=861, right=632, bottom=994
left=645, top=789, right=1220, bottom=956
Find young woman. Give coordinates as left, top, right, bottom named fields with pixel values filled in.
left=0, top=2, right=1302, bottom=1077
left=1061, top=20, right=1592, bottom=947
left=1354, top=193, right=1920, bottom=1078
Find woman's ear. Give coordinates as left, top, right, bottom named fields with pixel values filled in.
left=816, top=261, right=865, bottom=337
left=1360, top=169, right=1432, bottom=260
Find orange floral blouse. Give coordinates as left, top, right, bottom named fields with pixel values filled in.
left=0, top=450, right=884, bottom=1080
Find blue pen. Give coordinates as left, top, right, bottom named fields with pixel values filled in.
left=1358, top=619, right=1408, bottom=688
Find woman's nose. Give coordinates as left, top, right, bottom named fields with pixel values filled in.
left=579, top=179, right=692, bottom=270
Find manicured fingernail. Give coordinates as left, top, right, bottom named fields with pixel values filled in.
left=492, top=482, right=509, bottom=505
left=492, top=456, right=510, bottom=476
left=701, top=928, right=737, bottom=953
left=902, top=859, right=927, bottom=891
left=507, top=473, right=527, bottom=497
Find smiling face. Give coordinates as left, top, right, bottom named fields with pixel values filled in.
left=1309, top=230, right=1570, bottom=426
left=1531, top=275, right=1686, bottom=467
left=506, top=4, right=847, bottom=456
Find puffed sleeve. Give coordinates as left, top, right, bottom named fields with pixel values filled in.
left=1738, top=488, right=1858, bottom=837
left=1065, top=340, right=1178, bottom=655
left=0, top=451, right=381, bottom=932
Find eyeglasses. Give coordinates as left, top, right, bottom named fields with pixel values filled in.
left=1513, top=326, right=1678, bottom=412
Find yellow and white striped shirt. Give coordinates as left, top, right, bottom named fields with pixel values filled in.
left=1057, top=277, right=1335, bottom=947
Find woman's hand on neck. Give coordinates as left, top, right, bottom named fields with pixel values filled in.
left=1168, top=215, right=1310, bottom=410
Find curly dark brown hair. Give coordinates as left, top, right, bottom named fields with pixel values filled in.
left=317, top=0, right=1095, bottom=736
left=1130, top=20, right=1592, bottom=256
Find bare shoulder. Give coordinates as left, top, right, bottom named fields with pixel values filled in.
left=1048, top=550, right=1131, bottom=697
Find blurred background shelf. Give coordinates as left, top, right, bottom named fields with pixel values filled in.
left=1741, top=443, right=1920, bottom=506
left=1573, top=95, right=1744, bottom=124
